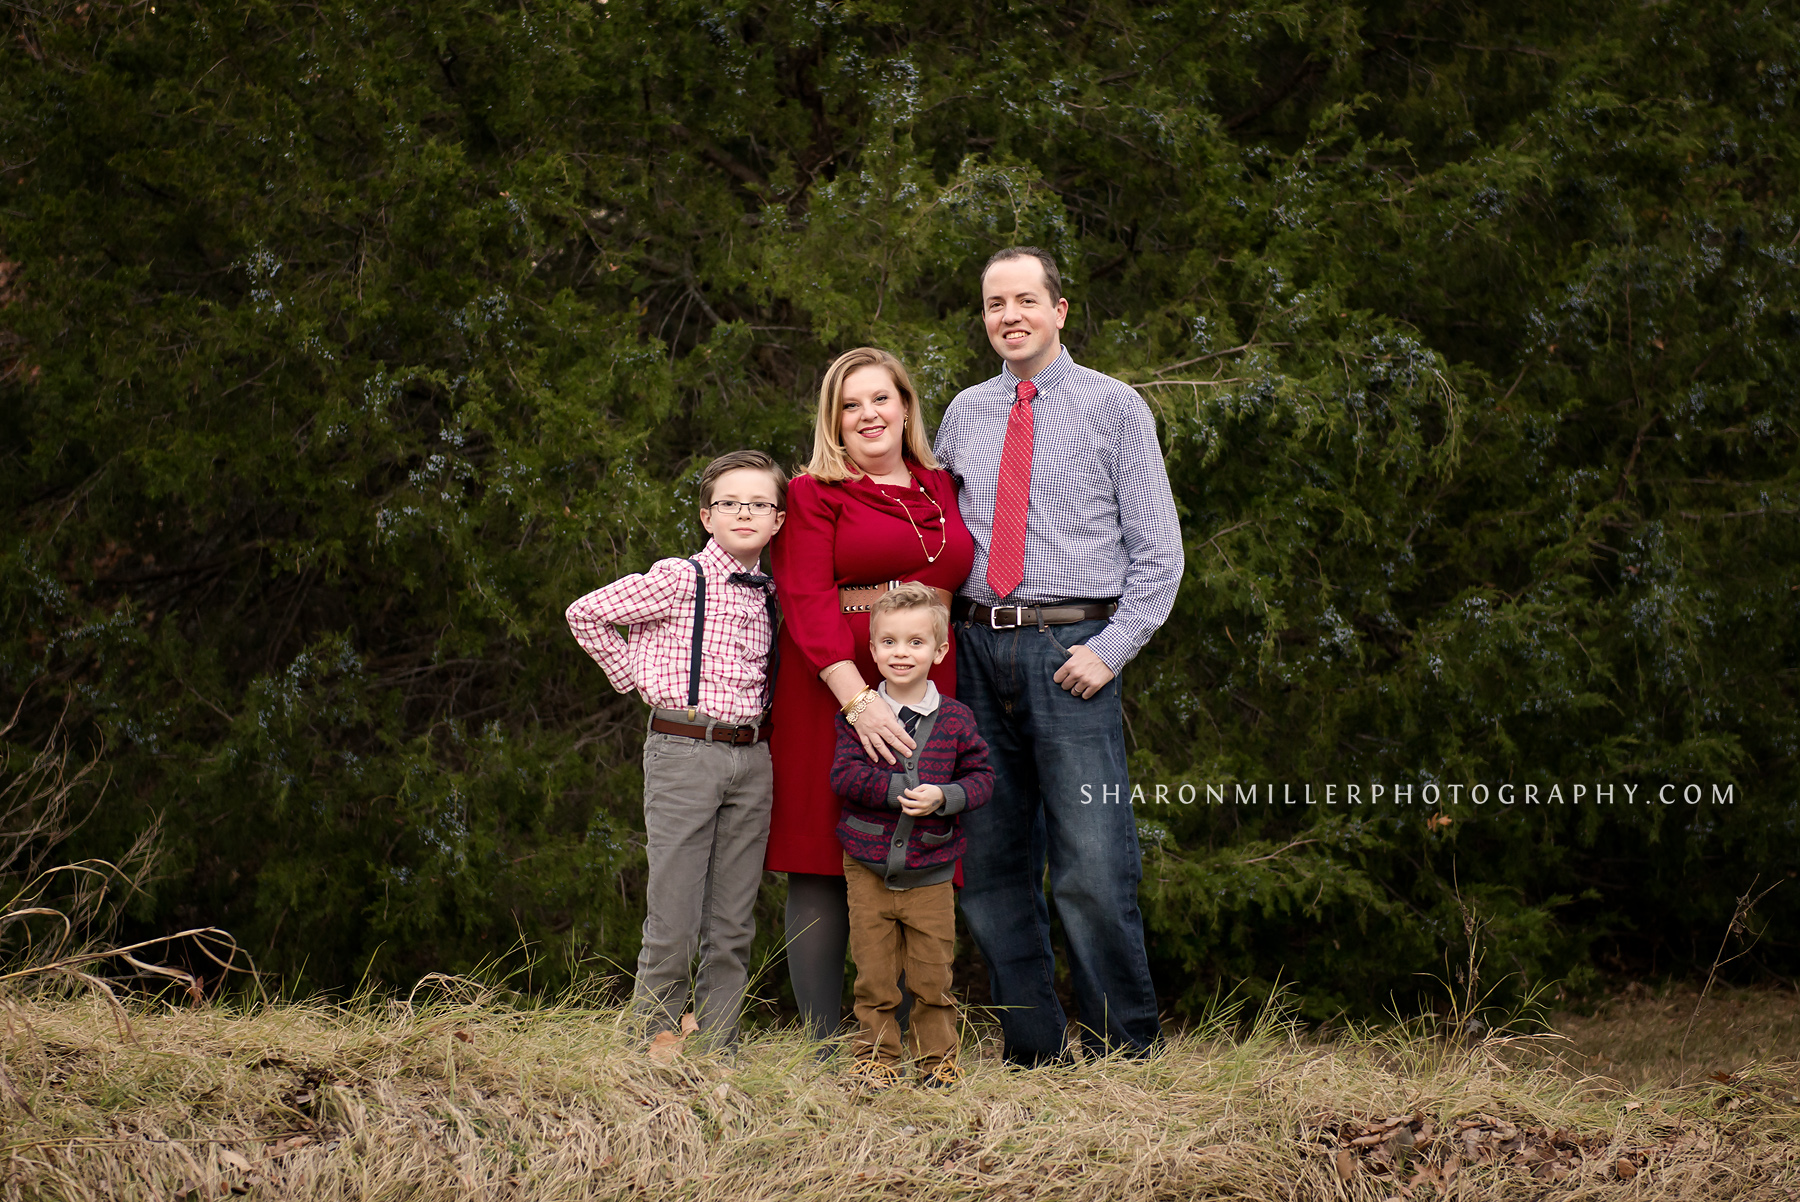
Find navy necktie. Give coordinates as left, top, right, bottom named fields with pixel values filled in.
left=896, top=706, right=923, bottom=737
left=728, top=571, right=781, bottom=706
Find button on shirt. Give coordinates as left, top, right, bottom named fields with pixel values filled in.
left=565, top=539, right=775, bottom=725
left=933, top=349, right=1183, bottom=674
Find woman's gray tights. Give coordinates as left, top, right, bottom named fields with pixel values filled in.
left=784, top=872, right=849, bottom=1041
left=785, top=870, right=911, bottom=1043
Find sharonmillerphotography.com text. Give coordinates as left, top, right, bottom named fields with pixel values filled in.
left=1082, top=781, right=1739, bottom=807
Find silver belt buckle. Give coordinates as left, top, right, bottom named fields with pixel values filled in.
left=989, top=605, right=1024, bottom=630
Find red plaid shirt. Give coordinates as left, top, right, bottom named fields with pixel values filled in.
left=565, top=539, right=776, bottom=725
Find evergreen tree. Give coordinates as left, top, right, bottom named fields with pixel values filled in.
left=2, top=1, right=1794, bottom=1010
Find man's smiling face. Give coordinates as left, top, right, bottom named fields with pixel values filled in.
left=982, top=256, right=1069, bottom=380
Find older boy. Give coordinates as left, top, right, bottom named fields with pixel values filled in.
left=830, top=583, right=994, bottom=1088
left=566, top=450, right=786, bottom=1059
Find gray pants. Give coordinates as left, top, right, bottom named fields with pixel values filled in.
left=634, top=731, right=773, bottom=1044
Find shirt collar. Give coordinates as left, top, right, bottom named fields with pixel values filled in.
left=698, top=538, right=759, bottom=576
left=999, top=346, right=1073, bottom=397
left=877, top=679, right=941, bottom=716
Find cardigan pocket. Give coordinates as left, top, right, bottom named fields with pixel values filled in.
left=917, top=827, right=954, bottom=847
left=843, top=814, right=886, bottom=836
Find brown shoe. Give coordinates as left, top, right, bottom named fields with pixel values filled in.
left=647, top=1030, right=684, bottom=1065
left=849, top=1059, right=903, bottom=1091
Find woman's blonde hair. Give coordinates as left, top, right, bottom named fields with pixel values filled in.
left=805, top=347, right=940, bottom=482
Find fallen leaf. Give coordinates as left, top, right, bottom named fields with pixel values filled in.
left=1335, top=1149, right=1356, bottom=1181
left=1616, top=1158, right=1638, bottom=1179
left=218, top=1149, right=253, bottom=1172
left=453, top=1030, right=472, bottom=1043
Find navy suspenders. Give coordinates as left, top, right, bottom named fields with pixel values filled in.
left=685, top=557, right=705, bottom=717
left=681, top=556, right=776, bottom=722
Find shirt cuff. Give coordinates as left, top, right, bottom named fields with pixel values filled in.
left=1084, top=624, right=1139, bottom=675
left=601, top=663, right=638, bottom=694
left=939, top=782, right=968, bottom=816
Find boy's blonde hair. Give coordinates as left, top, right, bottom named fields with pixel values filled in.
left=806, top=347, right=940, bottom=482
left=868, top=581, right=949, bottom=647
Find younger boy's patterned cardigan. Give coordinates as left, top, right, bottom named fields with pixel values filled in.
left=829, top=698, right=994, bottom=890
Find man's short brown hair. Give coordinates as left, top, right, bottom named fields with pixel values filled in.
left=868, top=581, right=949, bottom=647
left=698, top=449, right=788, bottom=510
left=982, top=246, right=1063, bottom=303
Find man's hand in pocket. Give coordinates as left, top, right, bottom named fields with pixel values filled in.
left=1053, top=645, right=1115, bottom=699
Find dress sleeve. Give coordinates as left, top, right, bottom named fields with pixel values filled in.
left=771, top=477, right=857, bottom=674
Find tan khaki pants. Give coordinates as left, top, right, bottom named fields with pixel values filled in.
left=842, top=853, right=959, bottom=1070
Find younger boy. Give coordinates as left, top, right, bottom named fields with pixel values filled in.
left=566, top=450, right=787, bottom=1060
left=830, top=583, right=994, bottom=1088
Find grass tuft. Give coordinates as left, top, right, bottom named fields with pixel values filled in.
left=1, top=989, right=1794, bottom=1200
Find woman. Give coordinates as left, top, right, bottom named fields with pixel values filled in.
left=768, top=347, right=975, bottom=1041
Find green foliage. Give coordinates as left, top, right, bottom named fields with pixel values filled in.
left=2, top=0, right=1795, bottom=1012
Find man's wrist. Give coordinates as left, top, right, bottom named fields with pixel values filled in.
left=1083, top=628, right=1132, bottom=676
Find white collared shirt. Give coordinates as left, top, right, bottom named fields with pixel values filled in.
left=877, top=678, right=941, bottom=718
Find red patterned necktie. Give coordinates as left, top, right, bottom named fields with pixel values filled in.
left=986, top=378, right=1036, bottom=599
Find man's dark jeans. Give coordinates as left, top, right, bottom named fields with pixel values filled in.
left=956, top=615, right=1160, bottom=1063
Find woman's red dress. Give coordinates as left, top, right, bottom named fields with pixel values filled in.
left=766, top=468, right=975, bottom=875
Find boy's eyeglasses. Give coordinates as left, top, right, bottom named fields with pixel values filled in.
left=705, top=501, right=779, bottom=517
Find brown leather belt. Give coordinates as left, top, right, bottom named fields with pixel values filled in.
left=955, top=599, right=1117, bottom=629
left=839, top=581, right=954, bottom=614
left=649, top=710, right=771, bottom=744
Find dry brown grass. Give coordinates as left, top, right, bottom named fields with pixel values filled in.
left=1, top=984, right=1795, bottom=1201
left=1548, top=984, right=1800, bottom=1092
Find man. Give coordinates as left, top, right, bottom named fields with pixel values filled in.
left=933, top=246, right=1183, bottom=1064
